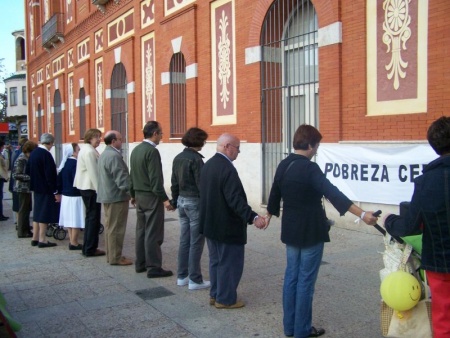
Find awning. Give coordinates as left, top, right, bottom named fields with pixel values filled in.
left=0, top=123, right=9, bottom=134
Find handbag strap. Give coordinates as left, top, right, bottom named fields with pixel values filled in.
left=282, top=159, right=298, bottom=180
left=399, top=244, right=413, bottom=271
left=423, top=270, right=429, bottom=299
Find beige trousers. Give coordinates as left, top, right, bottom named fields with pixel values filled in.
left=103, top=201, right=129, bottom=264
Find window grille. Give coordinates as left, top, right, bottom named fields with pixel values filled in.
left=260, top=0, right=318, bottom=203
left=79, top=88, right=86, bottom=139
left=54, top=89, right=62, bottom=166
left=37, top=103, right=42, bottom=138
left=169, top=52, right=186, bottom=138
left=110, top=63, right=129, bottom=164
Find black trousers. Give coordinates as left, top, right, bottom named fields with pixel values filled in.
left=80, top=189, right=101, bottom=255
left=17, top=192, right=32, bottom=237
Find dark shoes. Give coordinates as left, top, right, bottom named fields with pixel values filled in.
left=285, top=327, right=325, bottom=338
left=85, top=249, right=105, bottom=257
left=135, top=267, right=147, bottom=273
left=147, top=268, right=173, bottom=278
left=38, top=241, right=57, bottom=248
left=309, top=327, right=325, bottom=337
left=69, top=244, right=83, bottom=250
left=0, top=216, right=9, bottom=221
left=31, top=240, right=39, bottom=247
left=18, top=233, right=33, bottom=238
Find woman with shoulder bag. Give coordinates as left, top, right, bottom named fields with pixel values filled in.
left=266, top=124, right=379, bottom=338
left=12, top=141, right=38, bottom=237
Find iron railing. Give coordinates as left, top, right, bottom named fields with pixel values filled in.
left=42, top=13, right=64, bottom=48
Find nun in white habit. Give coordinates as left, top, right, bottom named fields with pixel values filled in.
left=57, top=143, right=85, bottom=250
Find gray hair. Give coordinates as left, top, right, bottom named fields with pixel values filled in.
left=40, top=133, right=55, bottom=145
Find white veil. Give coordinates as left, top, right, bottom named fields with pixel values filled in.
left=58, top=144, right=74, bottom=173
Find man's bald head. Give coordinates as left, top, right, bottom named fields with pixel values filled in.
left=217, top=133, right=240, bottom=161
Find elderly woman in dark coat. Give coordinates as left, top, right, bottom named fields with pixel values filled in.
left=26, top=133, right=59, bottom=248
left=13, top=141, right=38, bottom=238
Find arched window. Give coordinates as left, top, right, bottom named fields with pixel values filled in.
left=37, top=103, right=42, bottom=138
left=261, top=0, right=318, bottom=203
left=16, top=37, right=26, bottom=61
left=169, top=52, right=186, bottom=138
left=54, top=89, right=63, bottom=165
left=110, top=63, right=128, bottom=161
left=79, top=88, right=86, bottom=139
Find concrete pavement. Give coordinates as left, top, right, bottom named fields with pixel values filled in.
left=0, top=190, right=386, bottom=338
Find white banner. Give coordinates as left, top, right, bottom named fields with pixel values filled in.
left=316, top=144, right=437, bottom=205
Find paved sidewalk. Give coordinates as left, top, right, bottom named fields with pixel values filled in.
left=0, top=190, right=386, bottom=338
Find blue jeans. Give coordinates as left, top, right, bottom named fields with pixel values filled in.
left=177, top=196, right=205, bottom=283
left=283, top=242, right=324, bottom=338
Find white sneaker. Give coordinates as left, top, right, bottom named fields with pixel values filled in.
left=177, top=277, right=189, bottom=286
left=188, top=279, right=211, bottom=290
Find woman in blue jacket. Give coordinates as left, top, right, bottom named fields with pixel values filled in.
left=266, top=124, right=378, bottom=338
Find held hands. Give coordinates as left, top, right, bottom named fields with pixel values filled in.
left=254, top=214, right=270, bottom=230
left=164, top=200, right=175, bottom=212
left=253, top=215, right=266, bottom=229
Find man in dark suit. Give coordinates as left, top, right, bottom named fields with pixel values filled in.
left=199, top=133, right=266, bottom=309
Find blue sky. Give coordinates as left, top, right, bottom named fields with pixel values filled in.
left=0, top=1, right=25, bottom=82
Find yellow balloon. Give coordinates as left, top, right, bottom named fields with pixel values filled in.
left=380, top=271, right=421, bottom=311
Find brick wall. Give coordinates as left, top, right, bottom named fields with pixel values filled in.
left=25, top=0, right=449, bottom=146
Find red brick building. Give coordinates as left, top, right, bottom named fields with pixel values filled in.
left=25, top=0, right=449, bottom=208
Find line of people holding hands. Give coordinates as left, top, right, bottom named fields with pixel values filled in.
left=14, top=117, right=449, bottom=338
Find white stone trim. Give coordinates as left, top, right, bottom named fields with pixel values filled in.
left=245, top=46, right=262, bottom=64
left=114, top=47, right=121, bottom=64
left=127, top=81, right=135, bottom=93
left=161, top=72, right=170, bottom=85
left=318, top=21, right=342, bottom=47
left=171, top=36, right=182, bottom=53
left=186, top=63, right=197, bottom=79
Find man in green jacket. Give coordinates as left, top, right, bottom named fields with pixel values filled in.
left=130, top=121, right=174, bottom=278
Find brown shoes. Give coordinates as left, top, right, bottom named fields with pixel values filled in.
left=214, top=301, right=245, bottom=309
left=112, top=257, right=133, bottom=266
left=209, top=297, right=216, bottom=306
